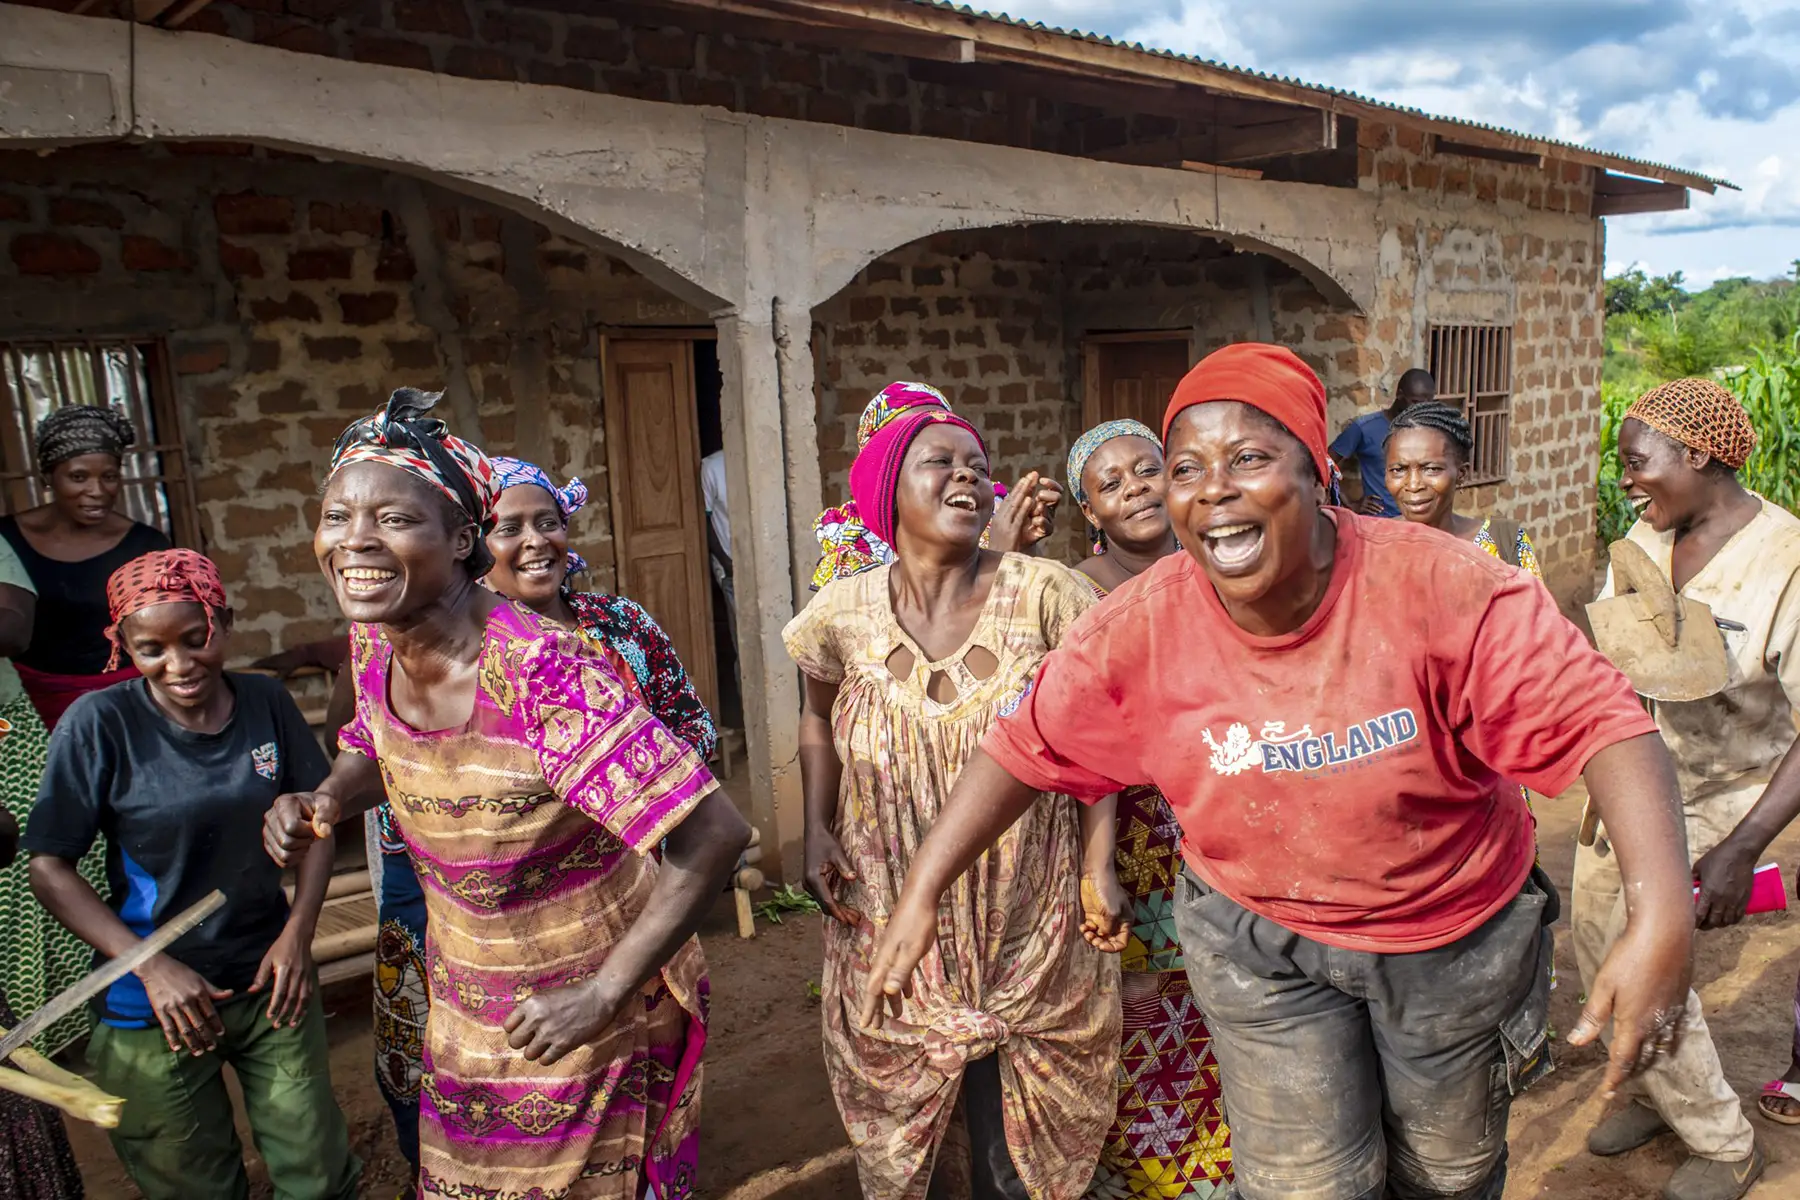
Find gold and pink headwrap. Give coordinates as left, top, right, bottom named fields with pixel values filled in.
left=104, top=549, right=229, bottom=671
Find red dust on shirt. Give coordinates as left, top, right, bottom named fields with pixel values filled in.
left=984, top=510, right=1657, bottom=953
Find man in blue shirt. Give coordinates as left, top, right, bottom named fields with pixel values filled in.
left=1331, top=368, right=1436, bottom=515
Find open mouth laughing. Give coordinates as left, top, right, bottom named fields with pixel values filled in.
left=1201, top=520, right=1265, bottom=574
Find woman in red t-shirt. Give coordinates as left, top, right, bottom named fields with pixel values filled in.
left=861, top=344, right=1698, bottom=1200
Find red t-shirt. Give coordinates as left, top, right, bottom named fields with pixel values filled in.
left=984, top=511, right=1657, bottom=952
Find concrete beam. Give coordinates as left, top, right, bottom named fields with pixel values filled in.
left=797, top=121, right=1375, bottom=315
left=0, top=2, right=738, bottom=311
left=0, top=6, right=131, bottom=144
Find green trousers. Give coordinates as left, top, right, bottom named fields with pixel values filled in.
left=89, top=990, right=361, bottom=1200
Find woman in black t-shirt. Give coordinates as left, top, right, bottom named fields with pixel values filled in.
left=24, top=551, right=359, bottom=1200
left=0, top=405, right=169, bottom=730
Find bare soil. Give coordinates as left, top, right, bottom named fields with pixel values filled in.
left=66, top=793, right=1800, bottom=1199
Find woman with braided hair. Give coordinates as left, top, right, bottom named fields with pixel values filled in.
left=264, top=389, right=749, bottom=1200
left=1383, top=401, right=1542, bottom=575
left=1574, top=378, right=1796, bottom=1200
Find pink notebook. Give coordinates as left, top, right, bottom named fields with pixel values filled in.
left=1692, top=863, right=1788, bottom=915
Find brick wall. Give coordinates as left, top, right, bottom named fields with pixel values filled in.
left=814, top=237, right=1070, bottom=554
left=813, top=226, right=1344, bottom=564
left=1354, top=122, right=1605, bottom=607
left=0, top=144, right=699, bottom=660
left=814, top=185, right=1604, bottom=608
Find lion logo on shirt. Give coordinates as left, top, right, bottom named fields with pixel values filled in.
left=1202, top=723, right=1258, bottom=775
left=252, top=742, right=280, bottom=781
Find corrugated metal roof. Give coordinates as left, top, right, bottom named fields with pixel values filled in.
left=897, top=0, right=1736, bottom=191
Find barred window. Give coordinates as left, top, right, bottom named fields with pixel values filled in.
left=1426, top=324, right=1513, bottom=486
left=0, top=339, right=201, bottom=547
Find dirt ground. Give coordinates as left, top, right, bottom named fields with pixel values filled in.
left=65, top=792, right=1800, bottom=1199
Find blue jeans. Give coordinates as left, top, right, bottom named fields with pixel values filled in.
left=1173, top=868, right=1554, bottom=1200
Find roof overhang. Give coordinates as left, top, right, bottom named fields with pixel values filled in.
left=648, top=0, right=1731, bottom=195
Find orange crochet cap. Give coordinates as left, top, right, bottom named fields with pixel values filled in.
left=1626, top=378, right=1758, bottom=470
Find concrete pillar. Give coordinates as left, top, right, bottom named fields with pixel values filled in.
left=714, top=312, right=805, bottom=882
left=775, top=297, right=823, bottom=596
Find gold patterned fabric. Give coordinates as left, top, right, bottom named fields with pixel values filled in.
left=339, top=602, right=716, bottom=1200
left=783, top=554, right=1121, bottom=1200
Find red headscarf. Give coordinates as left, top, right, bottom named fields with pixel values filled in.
left=1162, top=343, right=1336, bottom=488
left=103, top=549, right=229, bottom=671
left=848, top=408, right=987, bottom=550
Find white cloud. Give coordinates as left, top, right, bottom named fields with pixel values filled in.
left=988, top=0, right=1800, bottom=285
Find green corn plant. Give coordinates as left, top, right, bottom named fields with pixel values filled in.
left=1596, top=380, right=1640, bottom=545
left=1731, top=332, right=1800, bottom=514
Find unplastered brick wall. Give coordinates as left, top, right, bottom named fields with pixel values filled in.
left=44, top=0, right=1240, bottom=162
left=1056, top=227, right=1354, bottom=403
left=1355, top=122, right=1606, bottom=608
left=0, top=144, right=694, bottom=659
left=813, top=238, right=1073, bottom=556
left=812, top=226, right=1353, bottom=565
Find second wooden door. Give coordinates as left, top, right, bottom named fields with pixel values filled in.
left=1081, top=335, right=1193, bottom=433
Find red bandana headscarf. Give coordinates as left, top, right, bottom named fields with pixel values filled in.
left=328, top=387, right=499, bottom=575
left=848, top=408, right=988, bottom=550
left=104, top=549, right=229, bottom=671
left=1163, top=343, right=1338, bottom=492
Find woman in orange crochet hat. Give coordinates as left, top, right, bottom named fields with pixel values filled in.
left=1573, top=378, right=1793, bottom=1199
left=860, top=342, right=1702, bottom=1200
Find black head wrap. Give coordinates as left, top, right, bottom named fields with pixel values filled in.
left=36, top=405, right=135, bottom=474
left=328, top=388, right=499, bottom=578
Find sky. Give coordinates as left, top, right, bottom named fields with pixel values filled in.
left=989, top=0, right=1800, bottom=289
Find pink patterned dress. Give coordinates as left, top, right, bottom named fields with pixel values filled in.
left=339, top=601, right=716, bottom=1200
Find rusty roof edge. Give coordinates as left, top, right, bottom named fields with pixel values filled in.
left=877, top=0, right=1737, bottom=194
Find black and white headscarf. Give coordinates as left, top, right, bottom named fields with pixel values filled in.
left=35, top=405, right=135, bottom=473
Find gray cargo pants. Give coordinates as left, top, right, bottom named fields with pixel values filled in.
left=1174, top=867, right=1554, bottom=1200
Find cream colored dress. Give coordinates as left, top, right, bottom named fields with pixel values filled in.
left=783, top=553, right=1120, bottom=1200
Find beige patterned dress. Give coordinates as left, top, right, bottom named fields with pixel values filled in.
left=783, top=553, right=1121, bottom=1200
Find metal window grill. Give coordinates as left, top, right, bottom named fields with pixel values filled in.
left=0, top=340, right=201, bottom=547
left=1426, top=324, right=1513, bottom=487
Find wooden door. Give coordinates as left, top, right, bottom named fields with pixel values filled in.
left=1081, top=335, right=1194, bottom=432
left=601, top=338, right=718, bottom=715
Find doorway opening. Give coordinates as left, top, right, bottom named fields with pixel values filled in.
left=599, top=330, right=742, bottom=763
left=691, top=338, right=743, bottom=733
